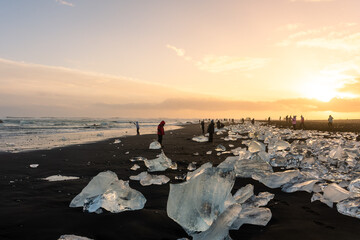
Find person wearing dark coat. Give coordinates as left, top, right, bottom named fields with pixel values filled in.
left=201, top=120, right=205, bottom=135
left=207, top=120, right=215, bottom=142
left=157, top=120, right=165, bottom=147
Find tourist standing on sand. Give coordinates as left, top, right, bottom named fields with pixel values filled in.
left=157, top=120, right=165, bottom=147
left=207, top=120, right=215, bottom=142
left=292, top=116, right=297, bottom=130
left=133, top=121, right=140, bottom=135
left=328, top=115, right=334, bottom=129
left=300, top=115, right=305, bottom=129
left=251, top=118, right=255, bottom=125
left=201, top=120, right=205, bottom=135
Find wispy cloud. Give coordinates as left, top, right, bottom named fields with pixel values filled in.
left=166, top=44, right=270, bottom=73
left=56, top=0, right=74, bottom=7
left=277, top=23, right=360, bottom=51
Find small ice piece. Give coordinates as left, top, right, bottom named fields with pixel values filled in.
left=252, top=170, right=302, bottom=189
left=30, top=164, right=39, bottom=168
left=193, top=152, right=199, bottom=156
left=43, top=175, right=79, bottom=182
left=186, top=162, right=213, bottom=181
left=234, top=157, right=273, bottom=178
left=130, top=171, right=169, bottom=186
left=70, top=171, right=146, bottom=213
left=58, top=235, right=93, bottom=240
left=187, top=163, right=197, bottom=171
left=273, top=140, right=290, bottom=151
left=130, top=164, right=140, bottom=171
left=125, top=151, right=129, bottom=155
left=206, top=151, right=212, bottom=155
left=323, top=183, right=350, bottom=203
left=192, top=136, right=209, bottom=142
left=215, top=144, right=226, bottom=152
left=217, top=152, right=221, bottom=156
left=348, top=179, right=360, bottom=194
left=243, top=192, right=275, bottom=208
left=282, top=180, right=318, bottom=193
left=175, top=174, right=187, bottom=180
left=337, top=198, right=360, bottom=219
left=229, top=144, right=234, bottom=148
left=129, top=156, right=147, bottom=162
left=144, top=151, right=175, bottom=172
left=248, top=140, right=265, bottom=153
left=311, top=192, right=333, bottom=208
left=217, top=156, right=238, bottom=171
left=167, top=167, right=236, bottom=233
left=232, top=184, right=254, bottom=204
left=329, top=145, right=344, bottom=160
left=114, top=139, right=121, bottom=144
left=231, top=207, right=272, bottom=230
left=191, top=204, right=242, bottom=240
left=149, top=141, right=162, bottom=149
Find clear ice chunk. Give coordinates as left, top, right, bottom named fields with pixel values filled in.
left=248, top=140, right=265, bottom=153
left=30, top=164, right=39, bottom=168
left=272, top=140, right=290, bottom=151
left=281, top=180, right=318, bottom=193
left=337, top=197, right=360, bottom=219
left=252, top=170, right=302, bottom=189
left=70, top=171, right=146, bottom=213
left=130, top=171, right=170, bottom=186
left=144, top=151, right=176, bottom=172
left=113, top=139, right=121, bottom=144
left=348, top=179, right=360, bottom=194
left=167, top=167, right=235, bottom=233
left=242, top=192, right=275, bottom=208
left=42, top=175, right=79, bottom=182
left=329, top=146, right=344, bottom=160
left=232, top=184, right=254, bottom=204
left=149, top=141, right=162, bottom=149
left=215, top=144, right=226, bottom=152
left=191, top=204, right=242, bottom=240
left=323, top=183, right=350, bottom=203
left=206, top=151, right=212, bottom=155
left=186, top=162, right=213, bottom=181
left=58, top=235, right=93, bottom=240
left=234, top=157, right=273, bottom=178
left=130, top=164, right=140, bottom=170
left=231, top=207, right=272, bottom=230
left=187, top=162, right=197, bottom=171
left=192, top=136, right=209, bottom=142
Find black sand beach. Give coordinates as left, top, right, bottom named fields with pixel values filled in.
left=1, top=122, right=360, bottom=240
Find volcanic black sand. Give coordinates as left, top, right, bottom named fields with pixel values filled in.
left=1, top=121, right=360, bottom=240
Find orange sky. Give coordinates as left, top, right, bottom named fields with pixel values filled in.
left=1, top=0, right=360, bottom=119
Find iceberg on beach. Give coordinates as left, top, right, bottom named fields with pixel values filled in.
left=252, top=170, right=302, bottom=189
left=70, top=171, right=146, bottom=213
left=42, top=175, right=79, bottom=182
left=337, top=197, right=360, bottom=219
left=58, top=235, right=93, bottom=240
left=149, top=141, right=162, bottom=149
left=192, top=135, right=209, bottom=142
left=130, top=171, right=170, bottom=186
left=144, top=151, right=177, bottom=172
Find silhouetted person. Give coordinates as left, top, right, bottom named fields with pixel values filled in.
left=132, top=121, right=140, bottom=135
left=251, top=118, right=255, bottom=125
left=241, top=118, right=245, bottom=124
left=279, top=116, right=281, bottom=121
left=157, top=120, right=165, bottom=147
left=217, top=120, right=221, bottom=129
left=300, top=115, right=305, bottom=129
left=207, top=120, right=215, bottom=142
left=328, top=115, right=334, bottom=129
left=292, top=116, right=297, bottom=130
left=285, top=115, right=288, bottom=123
left=268, top=117, right=271, bottom=124
left=201, top=119, right=205, bottom=135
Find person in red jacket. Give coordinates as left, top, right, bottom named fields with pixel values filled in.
left=157, top=120, right=165, bottom=147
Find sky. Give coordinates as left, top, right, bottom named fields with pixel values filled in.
left=1, top=0, right=360, bottom=119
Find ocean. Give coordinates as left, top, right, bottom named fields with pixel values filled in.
left=0, top=117, right=190, bottom=152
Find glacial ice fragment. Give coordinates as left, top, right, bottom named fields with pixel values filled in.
left=192, top=136, right=209, bottom=142
left=30, top=164, right=39, bottom=168
left=206, top=151, right=212, bottom=155
left=130, top=171, right=170, bottom=186
left=348, top=179, right=360, bottom=194
left=191, top=204, right=242, bottom=240
left=130, top=164, right=140, bottom=171
left=186, top=162, right=213, bottom=181
left=252, top=170, right=302, bottom=189
left=167, top=167, right=236, bottom=233
left=70, top=171, right=146, bottom=213
left=281, top=180, right=318, bottom=193
left=42, top=175, right=79, bottom=182
left=272, top=140, right=290, bottom=151
left=231, top=207, right=272, bottom=230
left=234, top=157, right=273, bottom=178
left=248, top=140, right=265, bottom=153
left=187, top=162, right=197, bottom=171
left=149, top=141, right=162, bottom=149
left=323, top=183, right=350, bottom=203
left=329, top=146, right=344, bottom=160
left=337, top=197, right=360, bottom=219
left=232, top=184, right=254, bottom=204
left=113, top=139, right=121, bottom=144
left=215, top=144, right=226, bottom=152
left=58, top=235, right=93, bottom=240
left=144, top=151, right=176, bottom=172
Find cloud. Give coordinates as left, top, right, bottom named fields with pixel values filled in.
left=166, top=44, right=269, bottom=73
left=56, top=0, right=74, bottom=7
left=277, top=23, right=360, bottom=51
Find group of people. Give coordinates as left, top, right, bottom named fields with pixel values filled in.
left=281, top=115, right=305, bottom=130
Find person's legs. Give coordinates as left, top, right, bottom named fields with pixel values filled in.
left=158, top=134, right=163, bottom=145
left=137, top=128, right=140, bottom=135
left=208, top=133, right=213, bottom=142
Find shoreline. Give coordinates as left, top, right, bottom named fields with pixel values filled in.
left=1, top=122, right=360, bottom=240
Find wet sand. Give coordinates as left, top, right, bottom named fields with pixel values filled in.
left=0, top=122, right=359, bottom=240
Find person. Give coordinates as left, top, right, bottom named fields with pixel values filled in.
left=132, top=121, right=140, bottom=135
left=328, top=115, right=334, bottom=129
left=157, top=120, right=165, bottom=147
left=216, top=120, right=221, bottom=129
left=300, top=115, right=305, bottom=129
left=251, top=118, right=255, bottom=125
left=207, top=120, right=215, bottom=142
left=241, top=118, right=245, bottom=124
left=285, top=115, right=288, bottom=123
left=268, top=117, right=271, bottom=124
left=201, top=119, right=205, bottom=135
left=279, top=116, right=281, bottom=121
left=292, top=116, right=297, bottom=130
